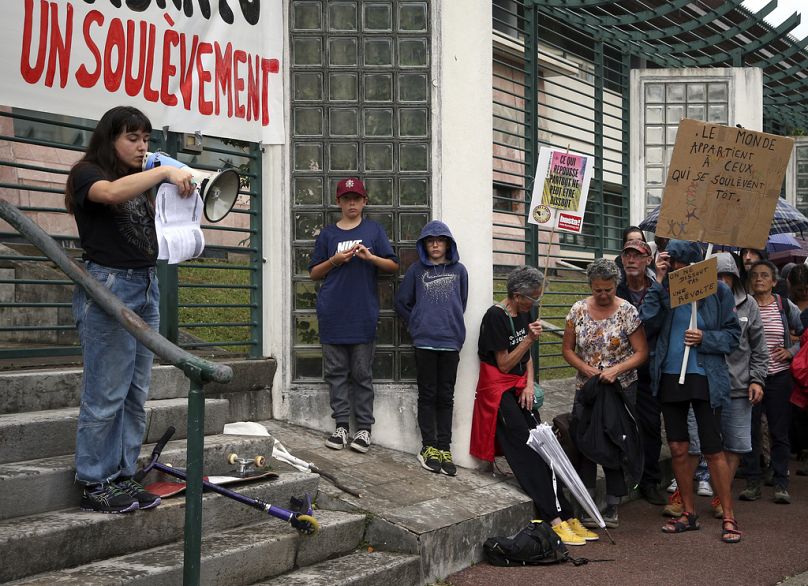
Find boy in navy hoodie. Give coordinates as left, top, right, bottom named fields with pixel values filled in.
left=395, top=221, right=468, bottom=475
left=309, top=178, right=399, bottom=453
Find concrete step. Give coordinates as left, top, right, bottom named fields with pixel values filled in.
left=0, top=433, right=279, bottom=521
left=0, top=471, right=320, bottom=583
left=0, top=360, right=277, bottom=417
left=10, top=510, right=366, bottom=586
left=254, top=551, right=422, bottom=586
left=261, top=420, right=535, bottom=584
left=0, top=398, right=230, bottom=464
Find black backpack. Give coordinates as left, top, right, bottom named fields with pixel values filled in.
left=483, top=520, right=570, bottom=566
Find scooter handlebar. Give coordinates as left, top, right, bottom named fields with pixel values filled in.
left=152, top=426, right=176, bottom=459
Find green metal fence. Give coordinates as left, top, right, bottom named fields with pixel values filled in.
left=493, top=0, right=630, bottom=379
left=0, top=108, right=262, bottom=367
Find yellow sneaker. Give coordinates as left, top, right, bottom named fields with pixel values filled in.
left=567, top=517, right=599, bottom=541
left=552, top=521, right=586, bottom=546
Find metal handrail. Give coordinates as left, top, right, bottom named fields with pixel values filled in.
left=0, top=197, right=228, bottom=585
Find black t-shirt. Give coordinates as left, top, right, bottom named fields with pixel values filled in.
left=71, top=164, right=158, bottom=268
left=478, top=304, right=531, bottom=375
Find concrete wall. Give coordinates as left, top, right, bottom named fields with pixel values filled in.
left=629, top=67, right=763, bottom=225
left=785, top=136, right=808, bottom=212
left=433, top=0, right=493, bottom=469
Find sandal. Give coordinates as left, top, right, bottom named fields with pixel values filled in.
left=721, top=517, right=742, bottom=544
left=661, top=511, right=700, bottom=533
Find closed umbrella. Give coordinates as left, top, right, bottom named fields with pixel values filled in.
left=639, top=199, right=808, bottom=236
left=526, top=423, right=615, bottom=544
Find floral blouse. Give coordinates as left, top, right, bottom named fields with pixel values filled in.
left=566, top=299, right=642, bottom=390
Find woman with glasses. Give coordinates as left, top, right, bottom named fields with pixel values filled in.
left=470, top=266, right=596, bottom=547
left=562, top=258, right=648, bottom=528
left=740, top=260, right=803, bottom=505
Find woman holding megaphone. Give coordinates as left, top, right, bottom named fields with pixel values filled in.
left=64, top=106, right=194, bottom=514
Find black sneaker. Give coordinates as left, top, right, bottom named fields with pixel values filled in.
left=417, top=446, right=442, bottom=473
left=440, top=450, right=457, bottom=476
left=639, top=483, right=667, bottom=505
left=739, top=480, right=762, bottom=501
left=117, top=478, right=161, bottom=510
left=773, top=486, right=791, bottom=504
left=602, top=504, right=619, bottom=528
left=350, top=429, right=371, bottom=453
left=325, top=426, right=349, bottom=450
left=81, top=483, right=139, bottom=514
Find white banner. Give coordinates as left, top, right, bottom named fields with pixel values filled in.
left=0, top=0, right=284, bottom=144
left=528, top=147, right=594, bottom=234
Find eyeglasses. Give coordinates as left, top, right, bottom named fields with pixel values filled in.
left=520, top=292, right=542, bottom=305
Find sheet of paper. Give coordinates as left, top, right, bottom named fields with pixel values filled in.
left=154, top=183, right=205, bottom=264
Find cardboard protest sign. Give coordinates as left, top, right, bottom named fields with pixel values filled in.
left=528, top=147, right=594, bottom=234
left=0, top=2, right=284, bottom=144
left=656, top=119, right=793, bottom=249
left=668, top=256, right=718, bottom=308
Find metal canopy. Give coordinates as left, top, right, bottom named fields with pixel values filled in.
left=531, top=0, right=808, bottom=130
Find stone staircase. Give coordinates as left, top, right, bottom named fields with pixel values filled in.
left=0, top=363, right=421, bottom=585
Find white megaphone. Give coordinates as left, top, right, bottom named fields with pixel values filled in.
left=143, top=151, right=241, bottom=223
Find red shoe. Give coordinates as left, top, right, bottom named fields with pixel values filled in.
left=711, top=495, right=723, bottom=518
left=663, top=489, right=683, bottom=517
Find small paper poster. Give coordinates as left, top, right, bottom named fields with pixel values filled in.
left=528, top=147, right=595, bottom=233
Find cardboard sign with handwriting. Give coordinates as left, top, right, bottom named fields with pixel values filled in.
left=656, top=119, right=793, bottom=249
left=668, top=257, right=718, bottom=308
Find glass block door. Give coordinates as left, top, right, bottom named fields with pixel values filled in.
left=290, top=1, right=432, bottom=382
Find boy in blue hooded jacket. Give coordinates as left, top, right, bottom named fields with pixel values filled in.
left=396, top=220, right=468, bottom=475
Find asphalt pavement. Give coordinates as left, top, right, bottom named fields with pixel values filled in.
left=446, top=461, right=808, bottom=586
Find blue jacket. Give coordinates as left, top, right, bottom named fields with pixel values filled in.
left=395, top=221, right=468, bottom=351
left=640, top=275, right=741, bottom=410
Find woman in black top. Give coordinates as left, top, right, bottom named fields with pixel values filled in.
left=65, top=106, right=194, bottom=513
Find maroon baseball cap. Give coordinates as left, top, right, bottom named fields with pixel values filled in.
left=336, top=177, right=367, bottom=199
left=622, top=239, right=652, bottom=256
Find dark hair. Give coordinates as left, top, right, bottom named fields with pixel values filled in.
left=64, top=106, right=152, bottom=213
left=622, top=225, right=646, bottom=243
left=788, top=264, right=808, bottom=289
left=740, top=247, right=768, bottom=261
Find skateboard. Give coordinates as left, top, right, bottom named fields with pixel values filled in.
left=145, top=469, right=279, bottom=498
left=137, top=426, right=318, bottom=535
left=146, top=453, right=277, bottom=498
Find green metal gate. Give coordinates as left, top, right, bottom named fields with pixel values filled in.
left=0, top=108, right=262, bottom=367
left=493, top=0, right=630, bottom=379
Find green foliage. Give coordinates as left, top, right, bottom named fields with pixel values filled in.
left=178, top=260, right=253, bottom=353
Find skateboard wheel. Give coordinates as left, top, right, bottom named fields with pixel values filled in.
left=254, top=456, right=266, bottom=468
left=227, top=453, right=239, bottom=465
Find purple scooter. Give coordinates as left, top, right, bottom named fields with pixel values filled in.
left=135, top=426, right=319, bottom=535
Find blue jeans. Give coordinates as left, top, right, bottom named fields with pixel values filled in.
left=73, top=262, right=159, bottom=486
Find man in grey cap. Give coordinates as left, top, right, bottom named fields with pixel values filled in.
left=617, top=238, right=667, bottom=505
